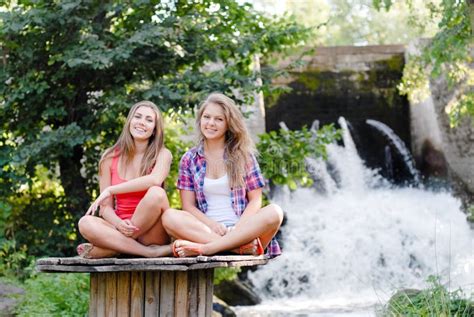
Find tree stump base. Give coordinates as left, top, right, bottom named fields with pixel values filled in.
left=36, top=255, right=268, bottom=317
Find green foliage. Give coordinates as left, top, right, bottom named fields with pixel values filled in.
left=448, top=90, right=474, bottom=127
left=383, top=275, right=474, bottom=316
left=163, top=113, right=193, bottom=209
left=0, top=166, right=77, bottom=277
left=15, top=273, right=89, bottom=317
left=374, top=0, right=474, bottom=126
left=467, top=204, right=474, bottom=223
left=257, top=124, right=341, bottom=190
left=1, top=166, right=76, bottom=261
left=0, top=237, right=34, bottom=280
left=0, top=0, right=309, bottom=215
left=214, top=267, right=241, bottom=285
left=373, top=0, right=393, bottom=11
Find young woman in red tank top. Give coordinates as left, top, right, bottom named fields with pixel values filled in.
left=77, top=101, right=173, bottom=258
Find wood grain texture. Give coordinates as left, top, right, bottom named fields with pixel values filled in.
left=36, top=264, right=190, bottom=273
left=105, top=272, right=117, bottom=316
left=197, top=270, right=207, bottom=317
left=89, top=273, right=99, bottom=317
left=188, top=270, right=198, bottom=316
left=96, top=273, right=107, bottom=317
left=159, top=271, right=175, bottom=317
left=36, top=255, right=268, bottom=273
left=205, top=270, right=214, bottom=317
left=116, top=272, right=131, bottom=316
left=174, top=271, right=189, bottom=317
left=130, top=271, right=144, bottom=316
left=144, top=271, right=160, bottom=316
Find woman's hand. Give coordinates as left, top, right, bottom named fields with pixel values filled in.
left=115, top=219, right=140, bottom=237
left=208, top=220, right=227, bottom=236
left=85, top=188, right=112, bottom=216
left=226, top=226, right=235, bottom=234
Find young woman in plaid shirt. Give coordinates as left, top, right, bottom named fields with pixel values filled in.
left=162, top=93, right=283, bottom=257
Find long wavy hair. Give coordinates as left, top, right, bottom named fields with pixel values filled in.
left=99, top=101, right=164, bottom=176
left=196, top=93, right=256, bottom=188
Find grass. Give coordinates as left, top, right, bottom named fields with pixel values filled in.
left=15, top=273, right=89, bottom=317
left=382, top=275, right=474, bottom=316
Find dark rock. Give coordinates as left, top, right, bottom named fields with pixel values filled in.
left=214, top=279, right=261, bottom=306
left=213, top=296, right=236, bottom=317
left=420, top=139, right=448, bottom=179
left=0, top=283, right=24, bottom=317
left=386, top=288, right=421, bottom=312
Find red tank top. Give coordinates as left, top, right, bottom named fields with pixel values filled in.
left=111, top=151, right=148, bottom=220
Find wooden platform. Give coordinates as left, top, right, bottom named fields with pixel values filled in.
left=36, top=255, right=268, bottom=317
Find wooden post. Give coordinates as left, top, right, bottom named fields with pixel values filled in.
left=36, top=255, right=268, bottom=317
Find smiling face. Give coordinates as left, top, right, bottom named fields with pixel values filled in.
left=200, top=102, right=228, bottom=141
left=129, top=106, right=157, bottom=141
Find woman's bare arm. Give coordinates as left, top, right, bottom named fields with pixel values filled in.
left=86, top=149, right=171, bottom=214
left=236, top=188, right=262, bottom=222
left=180, top=190, right=227, bottom=236
left=110, top=148, right=172, bottom=194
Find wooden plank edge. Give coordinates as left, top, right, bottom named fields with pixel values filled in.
left=37, top=256, right=198, bottom=266
left=196, top=255, right=269, bottom=262
left=226, top=259, right=269, bottom=267
left=36, top=264, right=191, bottom=273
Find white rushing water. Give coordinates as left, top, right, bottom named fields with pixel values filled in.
left=366, top=119, right=420, bottom=182
left=236, top=118, right=474, bottom=316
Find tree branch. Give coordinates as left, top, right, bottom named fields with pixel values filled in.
left=469, top=0, right=474, bottom=37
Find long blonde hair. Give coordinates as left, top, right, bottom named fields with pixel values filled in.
left=99, top=101, right=164, bottom=176
left=196, top=93, right=256, bottom=188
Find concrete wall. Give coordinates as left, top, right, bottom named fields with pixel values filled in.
left=429, top=77, right=474, bottom=192
left=268, top=45, right=409, bottom=134
left=275, top=45, right=405, bottom=76
left=407, top=41, right=474, bottom=193
left=267, top=45, right=414, bottom=181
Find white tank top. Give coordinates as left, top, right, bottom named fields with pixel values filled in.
left=203, top=174, right=239, bottom=226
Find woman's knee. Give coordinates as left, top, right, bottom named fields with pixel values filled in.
left=266, top=203, right=284, bottom=228
left=78, top=215, right=96, bottom=236
left=161, top=208, right=181, bottom=231
left=144, top=186, right=168, bottom=204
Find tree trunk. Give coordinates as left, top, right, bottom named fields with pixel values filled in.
left=59, top=144, right=90, bottom=221
left=469, top=0, right=474, bottom=37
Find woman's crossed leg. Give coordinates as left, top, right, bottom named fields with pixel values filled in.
left=162, top=203, right=283, bottom=257
left=78, top=186, right=172, bottom=258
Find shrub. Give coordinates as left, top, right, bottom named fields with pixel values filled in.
left=214, top=267, right=241, bottom=285
left=383, top=275, right=474, bottom=316
left=16, top=273, right=89, bottom=317
left=1, top=166, right=77, bottom=261
left=257, top=124, right=341, bottom=190
left=163, top=115, right=193, bottom=209
left=467, top=204, right=474, bottom=223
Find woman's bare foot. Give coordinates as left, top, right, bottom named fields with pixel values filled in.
left=77, top=243, right=118, bottom=259
left=172, top=240, right=204, bottom=257
left=232, top=239, right=257, bottom=255
left=233, top=238, right=264, bottom=255
left=146, top=244, right=173, bottom=258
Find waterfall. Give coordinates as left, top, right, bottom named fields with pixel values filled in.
left=384, top=145, right=394, bottom=180
left=237, top=118, right=474, bottom=316
left=366, top=119, right=421, bottom=183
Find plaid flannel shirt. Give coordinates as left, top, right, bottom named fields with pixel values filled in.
left=177, top=144, right=281, bottom=257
